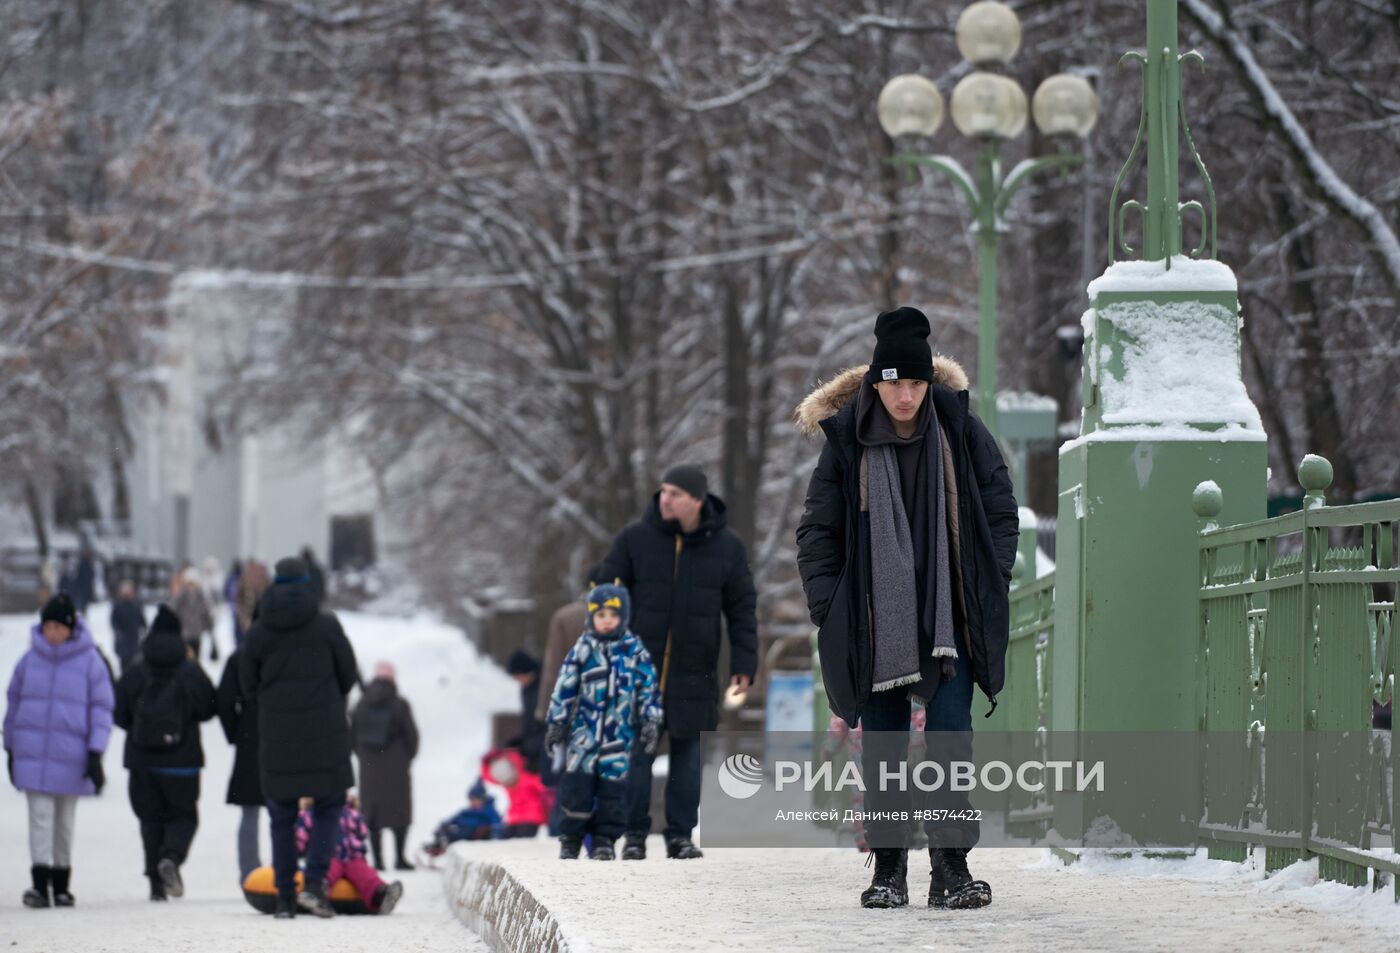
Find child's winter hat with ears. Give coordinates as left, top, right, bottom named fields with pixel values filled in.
left=584, top=580, right=631, bottom=635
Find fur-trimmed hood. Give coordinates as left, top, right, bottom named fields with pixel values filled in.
left=793, top=358, right=970, bottom=436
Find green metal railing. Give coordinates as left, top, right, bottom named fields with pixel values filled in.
left=1194, top=456, right=1398, bottom=897
left=1002, top=567, right=1055, bottom=835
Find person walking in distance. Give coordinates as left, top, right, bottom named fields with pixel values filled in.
left=4, top=594, right=115, bottom=909
left=240, top=556, right=358, bottom=920
left=113, top=605, right=217, bottom=901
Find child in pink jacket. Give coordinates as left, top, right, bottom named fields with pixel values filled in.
left=295, top=793, right=402, bottom=914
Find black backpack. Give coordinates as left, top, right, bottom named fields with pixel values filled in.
left=133, top=671, right=188, bottom=751
left=354, top=703, right=396, bottom=749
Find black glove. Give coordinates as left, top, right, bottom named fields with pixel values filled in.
left=6, top=750, right=14, bottom=788
left=639, top=721, right=660, bottom=757
left=544, top=722, right=567, bottom=754
left=83, top=751, right=105, bottom=795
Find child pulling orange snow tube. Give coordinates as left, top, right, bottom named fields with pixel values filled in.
left=241, top=867, right=369, bottom=915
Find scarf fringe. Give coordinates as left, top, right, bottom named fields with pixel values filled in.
left=872, top=671, right=923, bottom=693
left=930, top=646, right=958, bottom=658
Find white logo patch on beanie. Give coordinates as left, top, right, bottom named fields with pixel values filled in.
left=881, top=367, right=898, bottom=381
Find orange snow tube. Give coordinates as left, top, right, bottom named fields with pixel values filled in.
left=241, top=866, right=369, bottom=915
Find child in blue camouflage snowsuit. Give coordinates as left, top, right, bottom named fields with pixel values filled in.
left=544, top=582, right=662, bottom=860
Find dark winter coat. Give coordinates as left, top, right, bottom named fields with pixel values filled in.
left=596, top=493, right=758, bottom=738
left=351, top=677, right=419, bottom=830
left=239, top=581, right=358, bottom=801
left=110, top=599, right=146, bottom=671
left=215, top=649, right=264, bottom=806
left=113, top=627, right=217, bottom=770
left=794, top=361, right=1018, bottom=728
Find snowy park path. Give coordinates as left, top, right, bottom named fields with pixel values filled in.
left=5, top=605, right=1400, bottom=952
left=1, top=604, right=518, bottom=952
left=444, top=837, right=1400, bottom=952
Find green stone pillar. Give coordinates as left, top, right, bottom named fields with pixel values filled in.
left=1053, top=0, right=1267, bottom=740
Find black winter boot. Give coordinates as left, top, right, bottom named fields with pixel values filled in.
left=664, top=835, right=703, bottom=859
left=23, top=865, right=52, bottom=908
left=50, top=867, right=74, bottom=907
left=297, top=879, right=336, bottom=918
left=621, top=833, right=646, bottom=860
left=860, top=848, right=908, bottom=909
left=929, top=847, right=991, bottom=909
left=157, top=857, right=184, bottom=898
left=558, top=835, right=583, bottom=859
left=273, top=894, right=296, bottom=919
left=149, top=875, right=168, bottom=902
left=590, top=837, right=616, bottom=861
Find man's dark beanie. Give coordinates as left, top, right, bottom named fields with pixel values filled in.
left=871, top=306, right=934, bottom=383
left=40, top=593, right=77, bottom=630
left=274, top=556, right=309, bottom=584
left=149, top=604, right=182, bottom=639
left=662, top=463, right=708, bottom=501
left=505, top=649, right=540, bottom=676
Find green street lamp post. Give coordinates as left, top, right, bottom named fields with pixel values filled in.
left=877, top=1, right=1099, bottom=437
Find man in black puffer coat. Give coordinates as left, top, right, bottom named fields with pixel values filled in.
left=113, top=605, right=217, bottom=901
left=596, top=463, right=758, bottom=861
left=794, top=307, right=1017, bottom=912
left=240, top=556, right=358, bottom=919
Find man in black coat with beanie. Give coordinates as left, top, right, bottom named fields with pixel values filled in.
left=596, top=463, right=758, bottom=861
left=240, top=556, right=358, bottom=919
left=795, top=306, right=1018, bottom=912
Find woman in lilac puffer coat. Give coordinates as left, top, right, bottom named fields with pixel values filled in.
left=4, top=594, right=114, bottom=910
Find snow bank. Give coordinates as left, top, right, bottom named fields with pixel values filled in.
left=445, top=846, right=574, bottom=953
left=1041, top=848, right=1400, bottom=936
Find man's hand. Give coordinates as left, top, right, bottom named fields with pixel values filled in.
left=730, top=674, right=751, bottom=692
left=83, top=751, right=105, bottom=795
left=639, top=721, right=661, bottom=756
left=544, top=721, right=567, bottom=754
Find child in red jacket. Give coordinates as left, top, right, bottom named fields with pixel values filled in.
left=480, top=747, right=549, bottom=838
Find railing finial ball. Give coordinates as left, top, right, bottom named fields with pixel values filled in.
left=1298, top=454, right=1334, bottom=495
left=1192, top=480, right=1223, bottom=519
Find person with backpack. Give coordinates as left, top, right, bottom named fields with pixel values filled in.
left=350, top=661, right=419, bottom=871
left=113, top=605, right=217, bottom=901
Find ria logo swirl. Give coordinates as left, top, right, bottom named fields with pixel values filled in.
left=717, top=753, right=764, bottom=800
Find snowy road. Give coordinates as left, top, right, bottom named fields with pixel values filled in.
left=1, top=604, right=518, bottom=951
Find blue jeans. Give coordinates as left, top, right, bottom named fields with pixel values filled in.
left=859, top=648, right=978, bottom=849
left=268, top=793, right=343, bottom=899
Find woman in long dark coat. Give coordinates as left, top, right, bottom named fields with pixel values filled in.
left=216, top=647, right=264, bottom=883
left=351, top=662, right=419, bottom=870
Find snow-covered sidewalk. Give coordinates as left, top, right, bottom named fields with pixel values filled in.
left=1, top=603, right=518, bottom=951
left=444, top=839, right=1400, bottom=953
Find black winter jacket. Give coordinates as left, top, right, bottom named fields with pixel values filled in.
left=113, top=628, right=217, bottom=770
left=216, top=649, right=264, bottom=806
left=794, top=361, right=1018, bottom=727
left=597, top=493, right=758, bottom=738
left=239, top=581, right=358, bottom=801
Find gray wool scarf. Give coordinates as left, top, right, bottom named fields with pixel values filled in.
left=868, top=411, right=956, bottom=693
